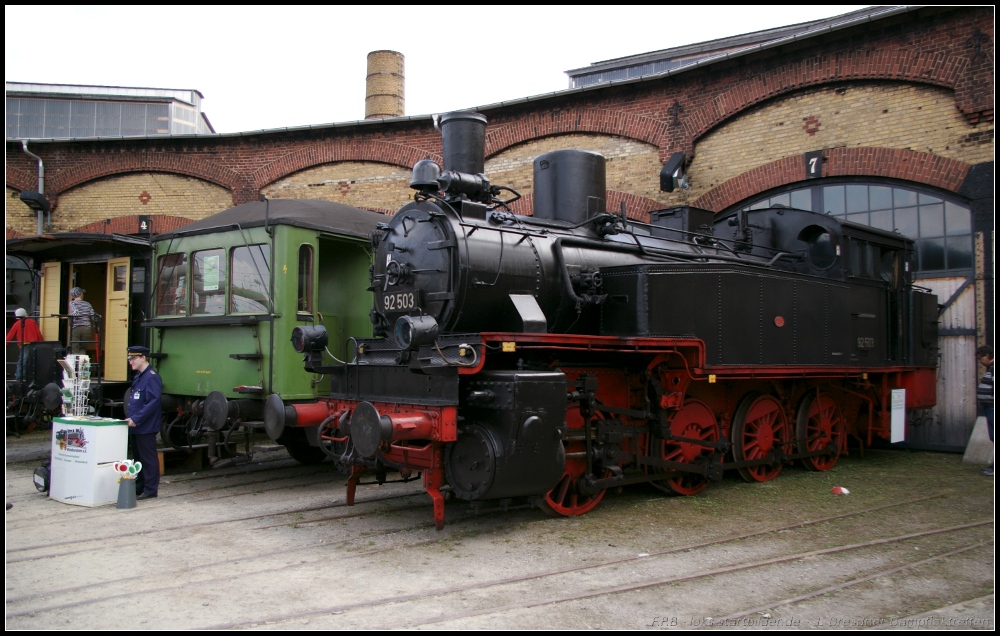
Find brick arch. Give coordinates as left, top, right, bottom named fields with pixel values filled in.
left=693, top=148, right=972, bottom=212
left=485, top=109, right=668, bottom=159
left=70, top=214, right=196, bottom=235
left=51, top=153, right=248, bottom=201
left=253, top=141, right=440, bottom=189
left=6, top=166, right=37, bottom=193
left=507, top=190, right=663, bottom=221
left=684, top=51, right=968, bottom=150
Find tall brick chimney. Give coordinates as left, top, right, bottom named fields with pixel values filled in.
left=365, top=50, right=405, bottom=119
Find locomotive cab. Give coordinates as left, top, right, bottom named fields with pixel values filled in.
left=714, top=207, right=847, bottom=279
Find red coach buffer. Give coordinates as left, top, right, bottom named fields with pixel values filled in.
left=271, top=111, right=938, bottom=530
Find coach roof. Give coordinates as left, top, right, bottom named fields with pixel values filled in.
left=154, top=199, right=388, bottom=241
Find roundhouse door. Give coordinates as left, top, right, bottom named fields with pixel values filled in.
left=39, top=261, right=62, bottom=342
left=104, top=257, right=131, bottom=381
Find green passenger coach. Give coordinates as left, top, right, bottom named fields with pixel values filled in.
left=145, top=199, right=385, bottom=464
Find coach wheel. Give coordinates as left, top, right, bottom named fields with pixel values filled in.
left=648, top=399, right=719, bottom=496
left=796, top=390, right=845, bottom=471
left=732, top=393, right=789, bottom=483
left=14, top=415, right=37, bottom=435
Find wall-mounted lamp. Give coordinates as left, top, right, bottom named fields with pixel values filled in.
left=19, top=191, right=50, bottom=213
left=19, top=191, right=51, bottom=235
left=659, top=152, right=689, bottom=193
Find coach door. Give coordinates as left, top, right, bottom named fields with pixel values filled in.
left=39, top=261, right=62, bottom=341
left=104, top=257, right=131, bottom=381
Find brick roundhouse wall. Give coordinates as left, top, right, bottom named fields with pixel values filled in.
left=5, top=7, right=993, bottom=237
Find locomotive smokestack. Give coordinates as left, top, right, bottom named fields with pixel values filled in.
left=439, top=111, right=487, bottom=175
left=365, top=50, right=405, bottom=119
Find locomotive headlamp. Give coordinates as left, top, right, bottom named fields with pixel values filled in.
left=395, top=315, right=439, bottom=351
left=291, top=325, right=328, bottom=354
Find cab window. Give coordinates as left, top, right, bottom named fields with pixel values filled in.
left=799, top=225, right=839, bottom=270
left=191, top=248, right=226, bottom=315
left=848, top=239, right=876, bottom=279
left=297, top=245, right=314, bottom=314
left=155, top=253, right=188, bottom=316
left=880, top=248, right=901, bottom=288
left=230, top=244, right=271, bottom=313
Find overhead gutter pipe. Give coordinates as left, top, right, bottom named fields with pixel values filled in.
left=21, top=140, right=46, bottom=235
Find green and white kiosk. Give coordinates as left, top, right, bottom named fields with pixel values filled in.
left=50, top=417, right=128, bottom=506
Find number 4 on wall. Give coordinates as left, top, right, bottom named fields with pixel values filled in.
left=805, top=151, right=824, bottom=179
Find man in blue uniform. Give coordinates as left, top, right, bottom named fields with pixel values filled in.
left=125, top=345, right=162, bottom=499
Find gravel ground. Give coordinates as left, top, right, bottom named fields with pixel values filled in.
left=4, top=428, right=995, bottom=630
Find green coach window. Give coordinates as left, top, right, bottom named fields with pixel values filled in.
left=155, top=253, right=188, bottom=316
left=297, top=245, right=313, bottom=314
left=191, top=248, right=227, bottom=315
left=231, top=244, right=271, bottom=313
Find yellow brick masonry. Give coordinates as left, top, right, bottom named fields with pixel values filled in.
left=6, top=187, right=37, bottom=233
left=262, top=161, right=413, bottom=211
left=263, top=135, right=666, bottom=212
left=11, top=144, right=655, bottom=229
left=3, top=174, right=233, bottom=235
left=365, top=50, right=404, bottom=119
left=690, top=83, right=995, bottom=203
left=485, top=134, right=664, bottom=205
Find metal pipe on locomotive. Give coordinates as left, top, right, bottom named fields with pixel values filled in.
left=275, top=111, right=939, bottom=529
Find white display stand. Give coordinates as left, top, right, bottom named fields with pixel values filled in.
left=50, top=416, right=128, bottom=507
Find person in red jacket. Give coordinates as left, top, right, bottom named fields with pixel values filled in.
left=6, top=308, right=44, bottom=380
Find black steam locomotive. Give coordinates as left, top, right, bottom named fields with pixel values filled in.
left=273, top=112, right=939, bottom=529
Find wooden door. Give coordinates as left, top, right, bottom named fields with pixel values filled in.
left=104, top=257, right=131, bottom=381
left=39, top=261, right=62, bottom=341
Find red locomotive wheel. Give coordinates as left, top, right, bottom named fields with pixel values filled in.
left=732, top=393, right=790, bottom=483
left=796, top=391, right=846, bottom=471
left=541, top=410, right=607, bottom=516
left=648, top=399, right=719, bottom=496
left=541, top=465, right=606, bottom=517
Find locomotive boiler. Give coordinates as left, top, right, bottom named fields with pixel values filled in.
left=274, top=111, right=939, bottom=529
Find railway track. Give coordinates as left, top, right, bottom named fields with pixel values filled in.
left=3, top=450, right=327, bottom=520
left=5, top=450, right=993, bottom=629
left=198, top=518, right=993, bottom=629
left=696, top=545, right=992, bottom=629
left=6, top=484, right=992, bottom=626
